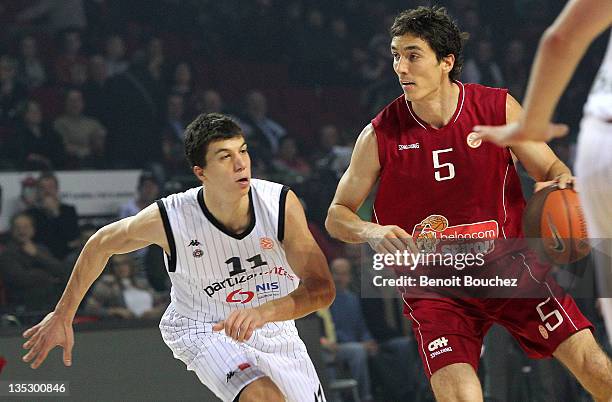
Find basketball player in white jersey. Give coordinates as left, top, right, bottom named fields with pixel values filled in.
left=21, top=113, right=335, bottom=402
left=472, top=0, right=612, bottom=347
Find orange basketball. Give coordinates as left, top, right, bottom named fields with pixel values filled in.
left=523, top=185, right=590, bottom=264
left=424, top=215, right=449, bottom=232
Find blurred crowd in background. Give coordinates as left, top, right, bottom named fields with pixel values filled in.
left=0, top=1, right=609, bottom=401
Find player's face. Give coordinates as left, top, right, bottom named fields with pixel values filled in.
left=199, top=136, right=251, bottom=196
left=391, top=34, right=454, bottom=102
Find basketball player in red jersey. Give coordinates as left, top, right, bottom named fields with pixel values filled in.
left=326, top=6, right=612, bottom=402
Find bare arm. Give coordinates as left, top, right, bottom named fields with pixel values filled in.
left=325, top=124, right=381, bottom=243
left=215, top=190, right=335, bottom=341
left=22, top=202, right=168, bottom=368
left=473, top=0, right=612, bottom=144
left=325, top=124, right=417, bottom=254
left=505, top=95, right=573, bottom=187
left=521, top=0, right=612, bottom=134
left=259, top=190, right=335, bottom=321
left=55, top=203, right=168, bottom=319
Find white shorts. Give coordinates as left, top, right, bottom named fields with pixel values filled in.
left=159, top=304, right=326, bottom=402
left=575, top=116, right=612, bottom=344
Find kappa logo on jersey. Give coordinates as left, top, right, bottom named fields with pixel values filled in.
left=428, top=336, right=453, bottom=358
left=260, top=237, right=274, bottom=250
left=466, top=132, right=482, bottom=148
left=188, top=239, right=201, bottom=246
left=412, top=214, right=498, bottom=255
left=226, top=289, right=255, bottom=304
left=226, top=363, right=252, bottom=382
left=398, top=143, right=420, bottom=150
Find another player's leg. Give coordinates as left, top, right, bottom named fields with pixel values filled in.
left=430, top=362, right=483, bottom=402
left=552, top=329, right=612, bottom=402
left=236, top=377, right=284, bottom=402
left=575, top=118, right=612, bottom=346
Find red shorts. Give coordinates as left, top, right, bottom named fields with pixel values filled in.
left=403, top=252, right=593, bottom=379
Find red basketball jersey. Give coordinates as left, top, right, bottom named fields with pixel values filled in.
left=372, top=82, right=526, bottom=258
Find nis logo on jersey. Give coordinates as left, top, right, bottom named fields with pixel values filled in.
left=226, top=282, right=280, bottom=303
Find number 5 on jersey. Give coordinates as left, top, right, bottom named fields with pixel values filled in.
left=433, top=148, right=455, bottom=181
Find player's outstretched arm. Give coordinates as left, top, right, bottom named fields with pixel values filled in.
left=473, top=0, right=612, bottom=145
left=503, top=94, right=574, bottom=191
left=325, top=124, right=418, bottom=254
left=22, top=203, right=169, bottom=369
left=214, top=190, right=335, bottom=342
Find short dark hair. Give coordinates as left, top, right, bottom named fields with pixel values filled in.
left=38, top=171, right=59, bottom=188
left=184, top=113, right=243, bottom=167
left=390, top=6, right=468, bottom=81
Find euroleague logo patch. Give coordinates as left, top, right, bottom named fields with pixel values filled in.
left=466, top=132, right=482, bottom=148
left=538, top=325, right=549, bottom=339
left=260, top=237, right=274, bottom=250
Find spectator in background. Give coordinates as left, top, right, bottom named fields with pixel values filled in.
left=160, top=94, right=187, bottom=177
left=503, top=39, right=529, bottom=101
left=463, top=38, right=504, bottom=87
left=53, top=88, right=107, bottom=168
left=82, top=55, right=109, bottom=120
left=271, top=136, right=311, bottom=187
left=103, top=37, right=165, bottom=168
left=15, top=0, right=86, bottom=34
left=189, top=89, right=224, bottom=119
left=118, top=171, right=160, bottom=219
left=361, top=266, right=428, bottom=401
left=328, top=258, right=376, bottom=402
left=238, top=90, right=287, bottom=162
left=169, top=62, right=193, bottom=98
left=314, top=124, right=352, bottom=181
left=0, top=55, right=28, bottom=126
left=26, top=172, right=80, bottom=260
left=162, top=93, right=186, bottom=142
left=4, top=100, right=65, bottom=171
left=66, top=61, right=88, bottom=90
left=0, top=212, right=67, bottom=311
left=328, top=17, right=353, bottom=85
left=53, top=28, right=88, bottom=84
left=104, top=35, right=129, bottom=77
left=64, top=223, right=96, bottom=268
left=85, top=254, right=167, bottom=319
left=17, top=177, right=39, bottom=212
left=16, top=35, right=47, bottom=90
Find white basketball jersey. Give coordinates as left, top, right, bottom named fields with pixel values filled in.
left=584, top=30, right=612, bottom=121
left=156, top=179, right=299, bottom=322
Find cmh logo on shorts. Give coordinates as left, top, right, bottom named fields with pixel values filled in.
left=428, top=336, right=450, bottom=352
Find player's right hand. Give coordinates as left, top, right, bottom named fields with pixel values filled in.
left=22, top=311, right=74, bottom=369
left=364, top=224, right=419, bottom=255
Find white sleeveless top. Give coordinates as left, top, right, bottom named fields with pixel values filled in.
left=156, top=179, right=299, bottom=323
left=584, top=30, right=612, bottom=121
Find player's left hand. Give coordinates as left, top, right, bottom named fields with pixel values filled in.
left=213, top=308, right=266, bottom=342
left=534, top=173, right=575, bottom=192
left=472, top=121, right=568, bottom=146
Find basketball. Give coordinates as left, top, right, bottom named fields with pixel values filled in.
left=523, top=184, right=591, bottom=264
left=424, top=215, right=449, bottom=232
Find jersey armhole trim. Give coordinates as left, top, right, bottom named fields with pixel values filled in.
left=278, top=185, right=290, bottom=243
left=155, top=200, right=177, bottom=272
